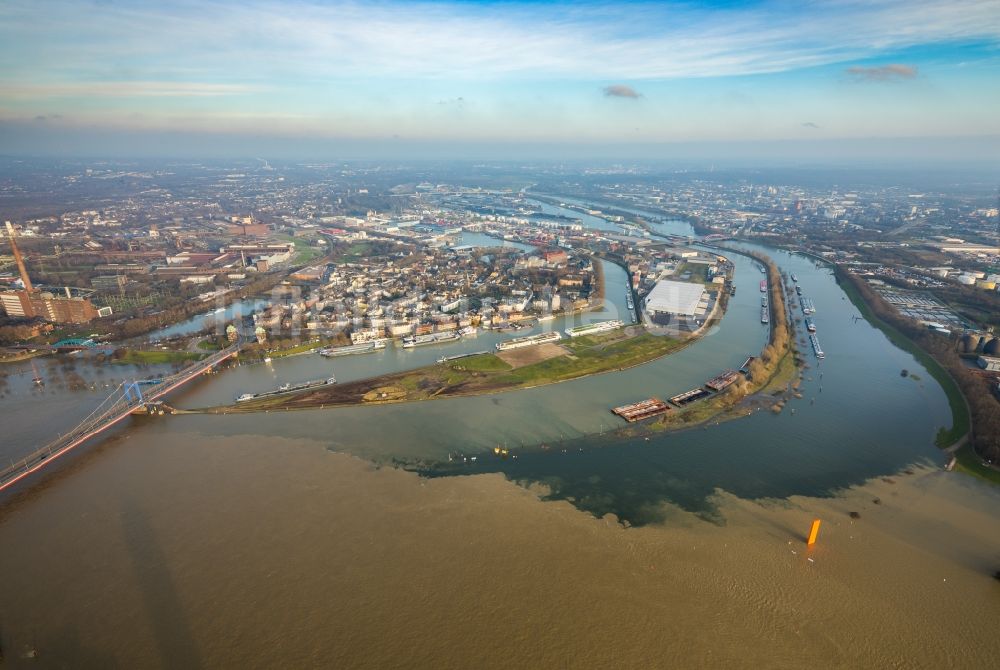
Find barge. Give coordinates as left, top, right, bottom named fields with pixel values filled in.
left=611, top=398, right=671, bottom=422
left=402, top=331, right=461, bottom=348
left=705, top=369, right=742, bottom=392
left=670, top=387, right=711, bottom=406
left=236, top=376, right=336, bottom=403
left=809, top=333, right=825, bottom=359
left=319, top=340, right=387, bottom=357
left=566, top=319, right=624, bottom=338
left=496, top=330, right=562, bottom=351
left=761, top=307, right=770, bottom=324
left=805, top=318, right=816, bottom=333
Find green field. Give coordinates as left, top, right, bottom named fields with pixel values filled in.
left=448, top=354, right=512, bottom=372
left=489, top=332, right=682, bottom=387
left=265, top=340, right=327, bottom=358
left=953, top=443, right=1000, bottom=485
left=115, top=349, right=204, bottom=365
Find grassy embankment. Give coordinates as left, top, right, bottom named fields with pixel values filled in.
left=114, top=349, right=205, bottom=365
left=0, top=349, right=46, bottom=363
left=220, top=328, right=687, bottom=412
left=952, top=443, right=1000, bottom=485
left=835, top=267, right=970, bottom=448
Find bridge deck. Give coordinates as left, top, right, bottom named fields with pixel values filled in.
left=0, top=342, right=241, bottom=494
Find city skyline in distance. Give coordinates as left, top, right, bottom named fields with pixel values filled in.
left=2, top=0, right=999, bottom=163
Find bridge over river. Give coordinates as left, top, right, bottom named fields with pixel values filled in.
left=0, top=340, right=242, bottom=494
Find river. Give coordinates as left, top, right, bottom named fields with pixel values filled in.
left=0, top=208, right=997, bottom=667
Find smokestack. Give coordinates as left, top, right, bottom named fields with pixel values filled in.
left=5, top=222, right=33, bottom=292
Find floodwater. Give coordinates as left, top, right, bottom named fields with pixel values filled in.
left=1, top=208, right=998, bottom=667
left=145, top=298, right=270, bottom=341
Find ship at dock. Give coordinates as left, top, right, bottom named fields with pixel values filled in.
left=402, top=331, right=461, bottom=348
left=791, top=273, right=799, bottom=282
left=611, top=398, right=670, bottom=422
left=496, top=330, right=561, bottom=351
left=761, top=306, right=770, bottom=324
left=670, top=387, right=711, bottom=406
left=236, top=376, right=336, bottom=402
left=759, top=279, right=767, bottom=293
left=805, top=318, right=816, bottom=333
left=566, top=319, right=623, bottom=338
left=800, top=297, right=815, bottom=314
left=319, top=340, right=388, bottom=357
left=809, top=333, right=825, bottom=359
left=705, top=369, right=742, bottom=391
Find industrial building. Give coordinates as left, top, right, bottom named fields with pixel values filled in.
left=643, top=279, right=708, bottom=324
left=1, top=222, right=105, bottom=324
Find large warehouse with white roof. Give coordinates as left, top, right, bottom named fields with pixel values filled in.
left=643, top=279, right=708, bottom=324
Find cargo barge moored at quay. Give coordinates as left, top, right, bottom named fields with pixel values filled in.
left=809, top=333, right=825, bottom=359
left=705, top=369, right=742, bottom=392
left=611, top=398, right=671, bottom=422
left=670, top=387, right=712, bottom=406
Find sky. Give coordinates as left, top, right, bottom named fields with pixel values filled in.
left=1, top=0, right=999, bottom=163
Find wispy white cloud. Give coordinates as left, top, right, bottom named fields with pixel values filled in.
left=1, top=1, right=998, bottom=144
left=1, top=0, right=998, bottom=87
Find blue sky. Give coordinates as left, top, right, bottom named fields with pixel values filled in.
left=1, top=0, right=999, bottom=160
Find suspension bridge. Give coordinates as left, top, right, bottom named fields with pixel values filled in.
left=0, top=340, right=242, bottom=494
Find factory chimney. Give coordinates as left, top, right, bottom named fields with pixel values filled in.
left=5, top=222, right=33, bottom=292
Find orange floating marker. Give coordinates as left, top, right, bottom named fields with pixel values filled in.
left=806, top=519, right=821, bottom=546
